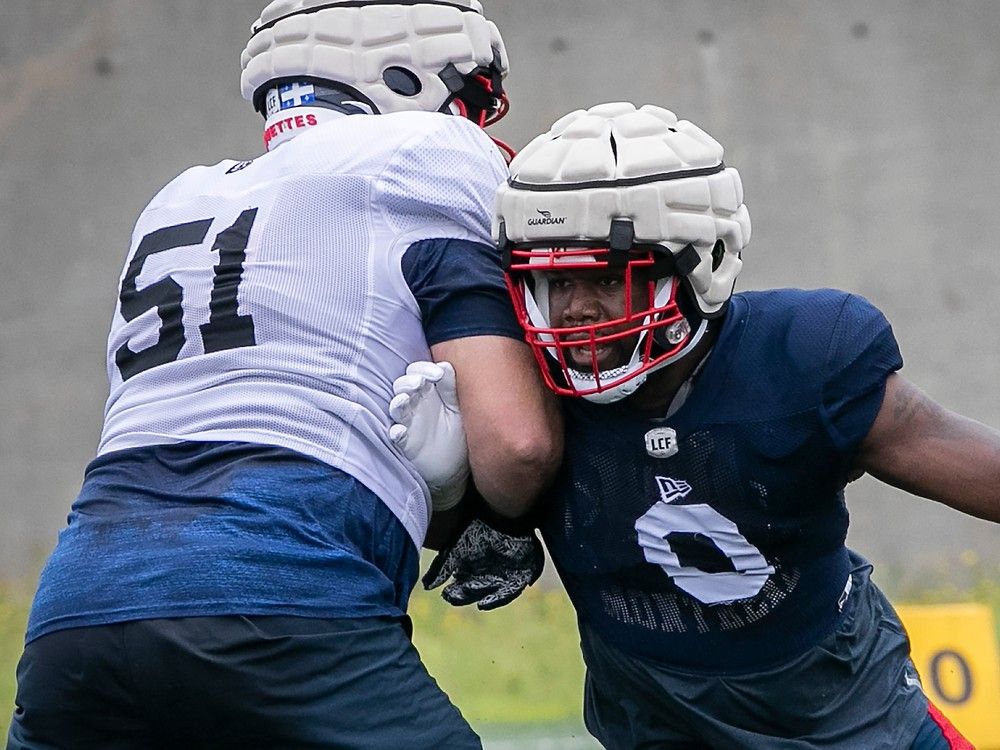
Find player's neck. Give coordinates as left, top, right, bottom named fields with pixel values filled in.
left=262, top=106, right=348, bottom=151
left=626, top=322, right=718, bottom=416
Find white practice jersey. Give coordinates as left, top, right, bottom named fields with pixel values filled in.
left=100, top=110, right=507, bottom=545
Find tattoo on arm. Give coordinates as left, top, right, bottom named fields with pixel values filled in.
left=888, top=382, right=967, bottom=438
left=888, top=380, right=989, bottom=443
left=891, top=384, right=944, bottom=424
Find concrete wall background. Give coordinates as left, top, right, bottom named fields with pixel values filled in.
left=1, top=1, right=997, bottom=586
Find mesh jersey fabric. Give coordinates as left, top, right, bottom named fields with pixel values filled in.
left=99, top=109, right=509, bottom=546
left=27, top=111, right=517, bottom=640
left=539, top=289, right=904, bottom=672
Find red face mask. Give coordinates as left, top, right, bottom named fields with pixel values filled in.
left=504, top=243, right=699, bottom=401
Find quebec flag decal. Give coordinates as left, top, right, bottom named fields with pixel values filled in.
left=279, top=82, right=316, bottom=110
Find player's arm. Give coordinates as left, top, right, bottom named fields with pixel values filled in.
left=855, top=373, right=1000, bottom=522
left=384, top=118, right=562, bottom=519
left=430, top=335, right=561, bottom=519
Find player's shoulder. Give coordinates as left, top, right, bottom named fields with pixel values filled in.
left=386, top=111, right=504, bottom=174
left=310, top=110, right=495, bottom=152
left=736, top=287, right=876, bottom=316
left=723, top=288, right=889, bottom=383
left=142, top=159, right=251, bottom=212
left=383, top=109, right=496, bottom=143
left=732, top=288, right=885, bottom=339
left=367, top=112, right=507, bottom=218
left=288, top=111, right=503, bottom=181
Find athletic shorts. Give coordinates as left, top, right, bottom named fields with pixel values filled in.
left=7, top=615, right=480, bottom=750
left=580, top=557, right=969, bottom=749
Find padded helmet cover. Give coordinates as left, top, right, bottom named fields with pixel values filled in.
left=241, top=0, right=508, bottom=116
left=495, top=102, right=750, bottom=317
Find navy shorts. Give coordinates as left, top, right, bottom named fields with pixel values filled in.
left=580, top=559, right=957, bottom=749
left=7, top=615, right=480, bottom=750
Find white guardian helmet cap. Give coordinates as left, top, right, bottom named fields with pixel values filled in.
left=496, top=102, right=751, bottom=402
left=241, top=0, right=509, bottom=126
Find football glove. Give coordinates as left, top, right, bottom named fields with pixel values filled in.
left=389, top=361, right=469, bottom=511
left=422, top=517, right=544, bottom=611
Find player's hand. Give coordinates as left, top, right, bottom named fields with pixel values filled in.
left=389, top=361, right=469, bottom=511
left=422, top=518, right=544, bottom=611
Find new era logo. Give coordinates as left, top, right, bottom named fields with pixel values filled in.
left=655, top=476, right=692, bottom=504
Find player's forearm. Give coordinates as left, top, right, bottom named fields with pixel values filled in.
left=467, top=398, right=562, bottom=517
left=432, top=335, right=564, bottom=518
left=469, top=456, right=559, bottom=518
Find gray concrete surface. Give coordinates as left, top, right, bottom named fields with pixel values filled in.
left=1, top=1, right=998, bottom=587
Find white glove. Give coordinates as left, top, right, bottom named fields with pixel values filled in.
left=389, top=361, right=469, bottom=511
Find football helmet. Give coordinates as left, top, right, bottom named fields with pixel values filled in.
left=496, top=102, right=751, bottom=403
left=241, top=0, right=508, bottom=127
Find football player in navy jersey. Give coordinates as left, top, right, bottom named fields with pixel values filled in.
left=7, top=2, right=562, bottom=748
left=391, top=103, right=996, bottom=748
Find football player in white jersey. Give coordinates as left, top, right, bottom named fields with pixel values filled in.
left=8, top=2, right=561, bottom=748
left=391, top=103, right=996, bottom=748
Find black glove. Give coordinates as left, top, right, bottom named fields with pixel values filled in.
left=422, top=517, right=545, bottom=611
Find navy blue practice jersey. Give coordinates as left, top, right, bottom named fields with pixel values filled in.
left=539, top=289, right=903, bottom=672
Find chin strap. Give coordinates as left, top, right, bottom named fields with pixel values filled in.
left=664, top=345, right=712, bottom=417
left=491, top=136, right=516, bottom=165
left=574, top=317, right=709, bottom=404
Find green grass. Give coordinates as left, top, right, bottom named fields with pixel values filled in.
left=2, top=569, right=998, bottom=741
left=0, top=584, right=30, bottom=739
left=410, top=585, right=586, bottom=729
left=877, top=557, right=1000, bottom=644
